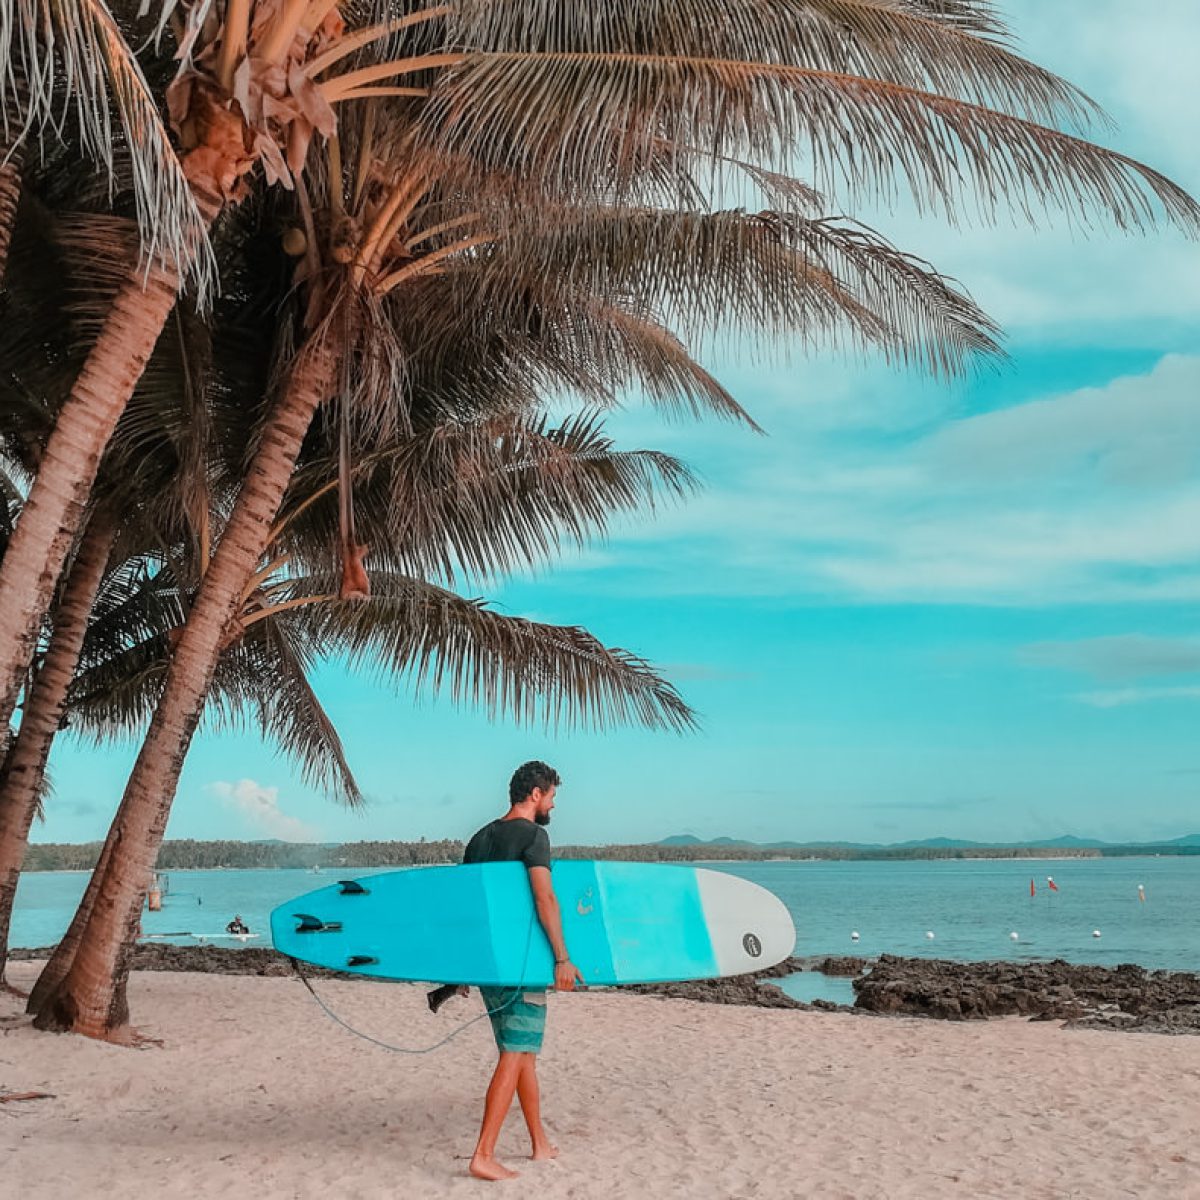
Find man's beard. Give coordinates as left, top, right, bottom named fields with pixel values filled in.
left=535, top=810, right=551, bottom=826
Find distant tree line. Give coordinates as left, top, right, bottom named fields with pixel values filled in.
left=21, top=839, right=1197, bottom=872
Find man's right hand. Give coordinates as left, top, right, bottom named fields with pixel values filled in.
left=554, top=960, right=584, bottom=991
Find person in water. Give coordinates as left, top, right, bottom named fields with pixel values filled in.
left=440, top=760, right=583, bottom=1181
left=225, top=915, right=249, bottom=935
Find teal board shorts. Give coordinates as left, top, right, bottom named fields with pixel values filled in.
left=480, top=987, right=548, bottom=1053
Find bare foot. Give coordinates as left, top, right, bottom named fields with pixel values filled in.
left=469, top=1154, right=518, bottom=1181
left=530, top=1142, right=559, bottom=1161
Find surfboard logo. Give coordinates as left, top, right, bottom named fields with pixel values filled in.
left=576, top=888, right=595, bottom=916
left=742, top=932, right=762, bottom=958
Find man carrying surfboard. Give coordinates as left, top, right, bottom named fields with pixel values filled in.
left=456, top=760, right=583, bottom=1182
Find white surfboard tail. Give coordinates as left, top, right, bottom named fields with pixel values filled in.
left=696, top=869, right=797, bottom=976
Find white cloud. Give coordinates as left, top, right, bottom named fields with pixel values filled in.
left=821, top=0, right=1200, bottom=346
left=570, top=354, right=1200, bottom=607
left=206, top=779, right=319, bottom=842
left=1022, top=635, right=1200, bottom=680
left=922, top=356, right=1200, bottom=488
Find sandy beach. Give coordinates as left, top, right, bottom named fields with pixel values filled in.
left=2, top=959, right=1198, bottom=1199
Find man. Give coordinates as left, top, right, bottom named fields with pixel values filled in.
left=454, top=760, right=583, bottom=1182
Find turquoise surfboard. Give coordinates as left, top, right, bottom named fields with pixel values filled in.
left=270, top=861, right=795, bottom=987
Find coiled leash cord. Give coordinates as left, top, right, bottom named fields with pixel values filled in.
left=288, top=912, right=539, bottom=1055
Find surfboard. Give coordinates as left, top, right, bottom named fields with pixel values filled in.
left=269, top=861, right=795, bottom=986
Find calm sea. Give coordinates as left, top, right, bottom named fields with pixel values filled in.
left=11, top=856, right=1198, bottom=1005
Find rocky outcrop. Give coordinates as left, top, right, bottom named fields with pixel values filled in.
left=854, top=955, right=1200, bottom=1034
left=12, top=944, right=1197, bottom=1033
left=626, top=973, right=806, bottom=1009
left=12, top=942, right=321, bottom=978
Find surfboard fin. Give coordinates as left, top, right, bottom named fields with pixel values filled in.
left=338, top=880, right=369, bottom=895
left=346, top=955, right=378, bottom=967
left=293, top=913, right=343, bottom=933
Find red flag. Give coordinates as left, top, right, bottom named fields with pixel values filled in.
left=1047, top=877, right=1059, bottom=892
left=1030, top=878, right=1036, bottom=897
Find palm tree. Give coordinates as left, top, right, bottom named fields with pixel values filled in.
left=2, top=0, right=1196, bottom=740
left=0, top=0, right=456, bottom=736
left=4, top=184, right=704, bottom=1005
left=0, top=0, right=223, bottom=733
left=22, top=0, right=1200, bottom=1039
left=22, top=411, right=699, bottom=1010
left=0, top=511, right=118, bottom=984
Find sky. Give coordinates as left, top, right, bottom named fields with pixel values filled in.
left=37, top=0, right=1200, bottom=849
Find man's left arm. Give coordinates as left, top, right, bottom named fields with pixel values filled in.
left=527, top=866, right=584, bottom=991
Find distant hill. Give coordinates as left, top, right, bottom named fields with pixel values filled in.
left=659, top=832, right=1194, bottom=852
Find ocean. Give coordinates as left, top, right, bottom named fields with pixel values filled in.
left=11, top=855, right=1197, bottom=1005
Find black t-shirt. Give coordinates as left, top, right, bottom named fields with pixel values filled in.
left=462, top=818, right=551, bottom=870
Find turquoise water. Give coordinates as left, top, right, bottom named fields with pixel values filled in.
left=11, top=857, right=1199, bottom=974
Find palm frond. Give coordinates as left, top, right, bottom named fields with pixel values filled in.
left=66, top=631, right=170, bottom=737
left=278, top=408, right=697, bottom=584
left=0, top=459, right=23, bottom=562
left=449, top=0, right=1100, bottom=132
left=299, top=570, right=697, bottom=733
left=211, top=621, right=365, bottom=808
left=419, top=51, right=1200, bottom=230
left=441, top=205, right=1002, bottom=374
left=0, top=0, right=216, bottom=294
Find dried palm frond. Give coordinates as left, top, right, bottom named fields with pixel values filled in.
left=449, top=0, right=1100, bottom=131
left=0, top=0, right=215, bottom=293
left=418, top=50, right=1199, bottom=230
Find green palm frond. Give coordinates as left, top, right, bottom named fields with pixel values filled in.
left=299, top=570, right=697, bottom=733
left=0, top=0, right=215, bottom=294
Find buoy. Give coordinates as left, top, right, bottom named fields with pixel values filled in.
left=850, top=930, right=860, bottom=941
left=1010, top=931, right=1019, bottom=941
left=925, top=931, right=935, bottom=940
left=1092, top=930, right=1102, bottom=938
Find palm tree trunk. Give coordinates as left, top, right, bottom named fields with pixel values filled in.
left=0, top=74, right=28, bottom=287
left=0, top=146, right=23, bottom=283
left=31, top=332, right=342, bottom=1039
left=0, top=187, right=222, bottom=743
left=0, top=512, right=117, bottom=984
left=24, top=837, right=112, bottom=1013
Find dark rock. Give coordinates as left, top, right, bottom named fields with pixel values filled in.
left=626, top=975, right=807, bottom=1009
left=14, top=943, right=1195, bottom=1034
left=10, top=942, right=347, bottom=980
left=854, top=955, right=1200, bottom=1034
left=817, top=956, right=869, bottom=977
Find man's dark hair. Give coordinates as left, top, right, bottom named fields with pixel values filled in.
left=509, top=760, right=561, bottom=805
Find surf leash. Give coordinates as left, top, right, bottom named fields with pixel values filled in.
left=288, top=911, right=538, bottom=1055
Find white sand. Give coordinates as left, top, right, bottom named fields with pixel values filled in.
left=2, top=960, right=1198, bottom=1199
